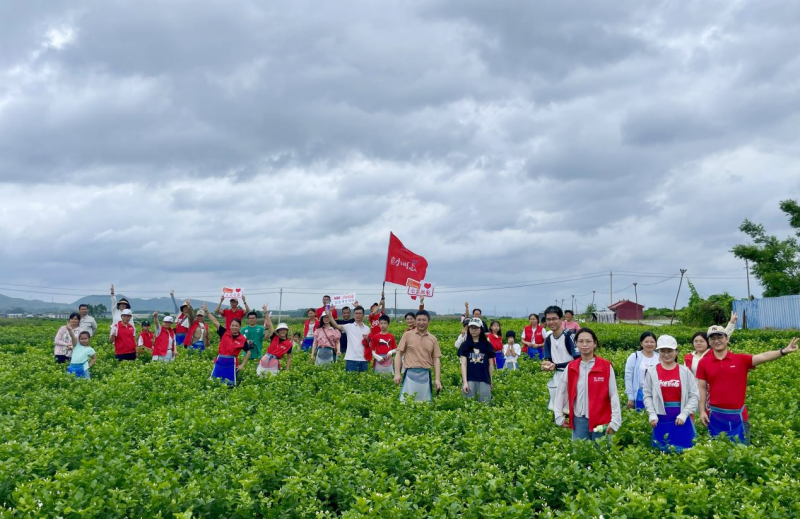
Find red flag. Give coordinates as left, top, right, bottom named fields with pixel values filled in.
left=384, top=233, right=428, bottom=286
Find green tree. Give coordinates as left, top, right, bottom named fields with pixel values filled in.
left=679, top=281, right=734, bottom=326
left=732, top=199, right=800, bottom=297
left=88, top=304, right=108, bottom=318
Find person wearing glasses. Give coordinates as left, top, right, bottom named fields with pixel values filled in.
left=697, top=325, right=798, bottom=444
left=541, top=306, right=580, bottom=412
left=553, top=327, right=622, bottom=440
left=642, top=335, right=699, bottom=452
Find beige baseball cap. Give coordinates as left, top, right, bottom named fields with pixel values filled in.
left=707, top=325, right=728, bottom=337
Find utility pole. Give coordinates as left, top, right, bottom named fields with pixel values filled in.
left=591, top=290, right=595, bottom=308
left=633, top=283, right=639, bottom=323
left=571, top=295, right=575, bottom=314
left=394, top=289, right=397, bottom=320
left=278, top=288, right=283, bottom=322
left=670, top=269, right=687, bottom=325
left=609, top=271, right=613, bottom=306
left=745, top=260, right=751, bottom=299
left=560, top=299, right=565, bottom=309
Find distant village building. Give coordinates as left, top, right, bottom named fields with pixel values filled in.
left=608, top=300, right=644, bottom=321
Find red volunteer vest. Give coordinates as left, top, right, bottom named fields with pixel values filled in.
left=267, top=334, right=293, bottom=358
left=140, top=330, right=154, bottom=350
left=114, top=322, right=137, bottom=355
left=566, top=356, right=613, bottom=431
left=684, top=353, right=694, bottom=372
left=183, top=321, right=205, bottom=346
left=534, top=325, right=545, bottom=345
left=153, top=327, right=176, bottom=356
left=218, top=331, right=247, bottom=358
left=488, top=333, right=503, bottom=352
left=175, top=313, right=190, bottom=334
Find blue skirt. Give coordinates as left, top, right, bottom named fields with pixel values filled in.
left=495, top=351, right=505, bottom=370
left=66, top=363, right=90, bottom=379
left=211, top=355, right=237, bottom=386
left=301, top=337, right=314, bottom=352
left=528, top=346, right=543, bottom=360
left=175, top=333, right=187, bottom=346
left=709, top=406, right=747, bottom=443
left=190, top=341, right=205, bottom=351
left=652, top=403, right=695, bottom=452
left=635, top=388, right=645, bottom=411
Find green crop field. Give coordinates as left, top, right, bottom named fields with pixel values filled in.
left=1, top=318, right=800, bottom=517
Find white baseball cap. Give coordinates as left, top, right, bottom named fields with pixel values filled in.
left=467, top=318, right=483, bottom=328
left=656, top=335, right=678, bottom=350
left=276, top=323, right=289, bottom=331
left=163, top=316, right=174, bottom=323
left=121, top=309, right=133, bottom=316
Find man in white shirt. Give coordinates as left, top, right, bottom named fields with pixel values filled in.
left=329, top=305, right=372, bottom=372
left=78, top=304, right=97, bottom=337
left=541, top=306, right=580, bottom=411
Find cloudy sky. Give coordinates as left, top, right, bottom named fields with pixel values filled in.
left=2, top=0, right=799, bottom=316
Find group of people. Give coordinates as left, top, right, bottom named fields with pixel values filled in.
left=51, top=289, right=799, bottom=450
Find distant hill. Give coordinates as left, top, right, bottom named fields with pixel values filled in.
left=71, top=295, right=225, bottom=314
left=0, top=293, right=74, bottom=313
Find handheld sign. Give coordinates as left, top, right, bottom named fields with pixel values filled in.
left=222, top=287, right=244, bottom=302
left=407, top=281, right=435, bottom=298
left=330, top=293, right=357, bottom=307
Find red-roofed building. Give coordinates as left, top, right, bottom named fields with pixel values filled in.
left=609, top=300, right=644, bottom=321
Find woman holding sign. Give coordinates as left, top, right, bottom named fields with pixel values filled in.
left=215, top=291, right=249, bottom=329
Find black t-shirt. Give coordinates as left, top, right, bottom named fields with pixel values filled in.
left=336, top=319, right=356, bottom=351
left=458, top=339, right=494, bottom=384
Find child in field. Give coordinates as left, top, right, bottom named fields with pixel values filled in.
left=369, top=314, right=397, bottom=374
left=488, top=320, right=505, bottom=370
left=503, top=331, right=521, bottom=370
left=138, top=320, right=154, bottom=352
left=67, top=331, right=97, bottom=379
left=368, top=293, right=387, bottom=335
left=292, top=332, right=302, bottom=352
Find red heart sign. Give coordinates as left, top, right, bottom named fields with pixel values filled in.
left=423, top=283, right=431, bottom=289
left=410, top=295, right=417, bottom=300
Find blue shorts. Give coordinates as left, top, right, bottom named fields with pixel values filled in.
left=345, top=360, right=369, bottom=372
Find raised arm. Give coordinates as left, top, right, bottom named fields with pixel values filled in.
left=170, top=290, right=179, bottom=315
left=215, top=295, right=224, bottom=316
left=243, top=295, right=250, bottom=314
left=185, top=301, right=195, bottom=325
left=262, top=305, right=274, bottom=336
left=110, top=285, right=117, bottom=311
left=328, top=309, right=344, bottom=331
left=753, top=337, right=798, bottom=366
left=380, top=292, right=386, bottom=314
left=153, top=311, right=161, bottom=334
left=204, top=303, right=221, bottom=329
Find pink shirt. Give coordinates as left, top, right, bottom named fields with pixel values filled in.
left=563, top=320, right=581, bottom=332
left=313, top=327, right=341, bottom=349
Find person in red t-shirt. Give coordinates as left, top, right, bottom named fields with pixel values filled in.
left=487, top=320, right=505, bottom=370
left=697, top=325, right=798, bottom=444
left=368, top=293, right=387, bottom=335
left=642, top=335, right=699, bottom=452
left=315, top=295, right=339, bottom=322
left=257, top=314, right=294, bottom=376
left=368, top=314, right=397, bottom=374
left=215, top=294, right=250, bottom=329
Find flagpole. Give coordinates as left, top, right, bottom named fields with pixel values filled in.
left=383, top=232, right=392, bottom=292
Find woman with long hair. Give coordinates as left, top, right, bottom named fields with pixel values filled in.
left=459, top=318, right=495, bottom=402
left=54, top=312, right=80, bottom=363
left=487, top=320, right=505, bottom=370
left=310, top=312, right=341, bottom=365
left=624, top=331, right=659, bottom=410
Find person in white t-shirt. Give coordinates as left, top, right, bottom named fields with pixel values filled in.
left=624, top=331, right=659, bottom=410
left=328, top=305, right=372, bottom=372
left=503, top=331, right=521, bottom=370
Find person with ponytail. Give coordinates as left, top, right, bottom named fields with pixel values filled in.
left=205, top=304, right=253, bottom=386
